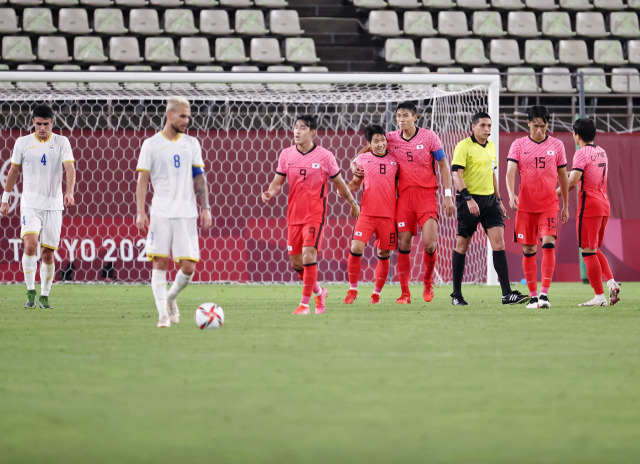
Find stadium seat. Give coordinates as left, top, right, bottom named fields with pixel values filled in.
left=235, top=9, right=268, bottom=36
left=491, top=0, right=525, bottom=8
left=158, top=66, right=193, bottom=91
left=230, top=65, right=259, bottom=71
left=525, top=39, right=559, bottom=65
left=422, top=0, right=455, bottom=7
left=52, top=64, right=82, bottom=90
left=506, top=67, right=540, bottom=92
left=254, top=0, right=288, bottom=7
left=575, top=12, right=609, bottom=38
left=560, top=0, right=592, bottom=10
left=122, top=64, right=155, bottom=91
left=388, top=0, right=421, bottom=8
left=558, top=40, right=592, bottom=66
left=145, top=37, right=178, bottom=63
left=23, top=8, right=57, bottom=34
left=266, top=65, right=299, bottom=91
left=472, top=67, right=507, bottom=90
left=16, top=64, right=49, bottom=92
left=129, top=9, right=163, bottom=35
left=94, top=9, right=128, bottom=35
left=184, top=0, right=218, bottom=5
left=401, top=65, right=430, bottom=72
left=59, top=8, right=92, bottom=34
left=542, top=12, right=575, bottom=38
left=541, top=67, right=575, bottom=93
left=46, top=0, right=79, bottom=5
left=80, top=0, right=113, bottom=5
left=472, top=11, right=506, bottom=37
left=628, top=39, right=640, bottom=64
left=194, top=66, right=227, bottom=91
left=8, top=0, right=43, bottom=4
left=267, top=64, right=294, bottom=72
left=629, top=0, right=640, bottom=7
left=455, top=38, right=490, bottom=65
left=215, top=37, right=248, bottom=63
left=269, top=10, right=304, bottom=36
left=593, top=39, right=628, bottom=65
left=285, top=37, right=320, bottom=64
left=150, top=0, right=182, bottom=5
left=459, top=0, right=490, bottom=8
left=385, top=38, right=420, bottom=65
left=403, top=11, right=437, bottom=37
left=2, top=36, right=36, bottom=61
left=74, top=36, right=108, bottom=62
left=420, top=38, right=454, bottom=65
left=108, top=36, right=143, bottom=63
left=353, top=0, right=388, bottom=8
left=610, top=12, right=640, bottom=38
left=219, top=0, right=252, bottom=6
left=200, top=10, right=234, bottom=35
left=0, top=8, right=21, bottom=33
left=114, top=0, right=148, bottom=5
left=179, top=37, right=213, bottom=63
left=164, top=9, right=199, bottom=35
left=37, top=36, right=71, bottom=62
left=577, top=67, right=612, bottom=93
left=368, top=11, right=403, bottom=37
left=594, top=0, right=626, bottom=9
left=507, top=12, right=540, bottom=38
left=611, top=67, right=640, bottom=92
left=195, top=65, right=223, bottom=71
left=300, top=65, right=328, bottom=72
left=489, top=39, right=524, bottom=65
left=250, top=37, right=284, bottom=64
left=525, top=0, right=558, bottom=9
left=438, top=11, right=472, bottom=37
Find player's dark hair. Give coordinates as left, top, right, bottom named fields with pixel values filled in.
left=396, top=101, right=418, bottom=114
left=364, top=124, right=386, bottom=143
left=33, top=104, right=54, bottom=120
left=295, top=114, right=317, bottom=130
left=471, top=111, right=491, bottom=125
left=527, top=105, right=550, bottom=124
left=572, top=117, right=596, bottom=143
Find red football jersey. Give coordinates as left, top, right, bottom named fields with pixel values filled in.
left=571, top=144, right=610, bottom=217
left=386, top=127, right=445, bottom=193
left=354, top=151, right=399, bottom=219
left=276, top=144, right=340, bottom=225
left=507, top=135, right=567, bottom=213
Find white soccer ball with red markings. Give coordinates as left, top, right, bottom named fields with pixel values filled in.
left=194, top=303, right=225, bottom=330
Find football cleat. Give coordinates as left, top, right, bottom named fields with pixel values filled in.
left=370, top=293, right=381, bottom=304
left=25, top=290, right=36, bottom=309
left=38, top=296, right=53, bottom=309
left=315, top=287, right=328, bottom=314
left=608, top=281, right=620, bottom=306
left=538, top=294, right=551, bottom=308
left=450, top=293, right=468, bottom=306
left=526, top=296, right=539, bottom=309
left=502, top=290, right=529, bottom=305
left=157, top=315, right=170, bottom=328
left=292, top=304, right=310, bottom=315
left=396, top=293, right=411, bottom=304
left=167, top=298, right=180, bottom=324
left=423, top=281, right=434, bottom=302
left=579, top=297, right=607, bottom=307
left=343, top=289, right=358, bottom=304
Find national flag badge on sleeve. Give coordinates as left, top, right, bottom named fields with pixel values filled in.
left=398, top=222, right=405, bottom=227
left=287, top=245, right=293, bottom=251
left=312, top=163, right=320, bottom=169
left=355, top=231, right=363, bottom=237
left=518, top=233, right=524, bottom=239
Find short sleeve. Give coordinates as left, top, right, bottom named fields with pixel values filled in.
left=192, top=138, right=204, bottom=168
left=354, top=153, right=365, bottom=168
left=451, top=140, right=468, bottom=168
left=10, top=138, right=23, bottom=165
left=556, top=141, right=567, bottom=167
left=429, top=131, right=444, bottom=153
left=276, top=150, right=287, bottom=176
left=61, top=136, right=74, bottom=163
left=507, top=139, right=520, bottom=163
left=571, top=149, right=586, bottom=171
left=490, top=142, right=497, bottom=170
left=326, top=151, right=340, bottom=178
left=136, top=139, right=152, bottom=172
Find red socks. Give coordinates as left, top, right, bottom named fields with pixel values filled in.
left=583, top=253, right=604, bottom=295
left=397, top=250, right=411, bottom=294
left=347, top=252, right=362, bottom=289
left=301, top=263, right=317, bottom=305
left=523, top=252, right=538, bottom=296
left=597, top=249, right=614, bottom=282
left=541, top=245, right=556, bottom=294
left=423, top=250, right=437, bottom=284
left=374, top=256, right=390, bottom=293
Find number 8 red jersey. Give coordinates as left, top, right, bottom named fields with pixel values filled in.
left=507, top=135, right=567, bottom=213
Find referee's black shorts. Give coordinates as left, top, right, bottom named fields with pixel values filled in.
left=456, top=193, right=504, bottom=238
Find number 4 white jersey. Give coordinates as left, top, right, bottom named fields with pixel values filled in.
left=136, top=132, right=205, bottom=218
left=10, top=133, right=75, bottom=211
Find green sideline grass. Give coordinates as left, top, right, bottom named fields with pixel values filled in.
left=1, top=282, right=639, bottom=464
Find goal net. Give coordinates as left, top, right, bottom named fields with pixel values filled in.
left=0, top=72, right=499, bottom=285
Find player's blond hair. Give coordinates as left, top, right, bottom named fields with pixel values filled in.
left=166, top=97, right=190, bottom=113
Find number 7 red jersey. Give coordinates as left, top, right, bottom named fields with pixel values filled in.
left=571, top=144, right=610, bottom=217
left=507, top=135, right=567, bottom=213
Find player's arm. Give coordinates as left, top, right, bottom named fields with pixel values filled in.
left=451, top=165, right=480, bottom=218
left=331, top=173, right=360, bottom=218
left=505, top=160, right=519, bottom=211
left=63, top=161, right=76, bottom=207
left=435, top=155, right=455, bottom=217
left=558, top=166, right=570, bottom=225
left=135, top=171, right=150, bottom=233
left=492, top=171, right=508, bottom=219
left=567, top=169, right=582, bottom=192
left=0, top=163, right=20, bottom=217
left=347, top=175, right=363, bottom=193
left=194, top=172, right=212, bottom=231
left=261, top=173, right=286, bottom=203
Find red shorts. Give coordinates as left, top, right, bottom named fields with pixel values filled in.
left=287, top=222, right=324, bottom=255
left=514, top=209, right=559, bottom=245
left=577, top=215, right=608, bottom=249
left=396, top=187, right=438, bottom=235
left=352, top=215, right=398, bottom=250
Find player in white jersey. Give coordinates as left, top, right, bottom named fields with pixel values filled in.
left=135, top=97, right=213, bottom=328
left=1, top=104, right=76, bottom=309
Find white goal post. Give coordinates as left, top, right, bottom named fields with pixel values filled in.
left=0, top=71, right=500, bottom=285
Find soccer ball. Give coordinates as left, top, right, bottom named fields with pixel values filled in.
left=194, top=303, right=225, bottom=330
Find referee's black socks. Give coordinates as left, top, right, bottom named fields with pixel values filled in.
left=452, top=251, right=466, bottom=295
left=493, top=250, right=512, bottom=296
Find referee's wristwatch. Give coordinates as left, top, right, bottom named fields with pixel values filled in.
left=460, top=188, right=472, bottom=202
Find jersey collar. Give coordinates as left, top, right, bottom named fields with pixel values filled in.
left=160, top=131, right=181, bottom=142
left=528, top=134, right=549, bottom=144
left=33, top=133, right=53, bottom=143
left=470, top=134, right=488, bottom=148
left=586, top=143, right=596, bottom=147
left=297, top=143, right=316, bottom=155
left=400, top=127, right=419, bottom=142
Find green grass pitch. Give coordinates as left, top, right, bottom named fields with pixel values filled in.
left=1, top=282, right=639, bottom=464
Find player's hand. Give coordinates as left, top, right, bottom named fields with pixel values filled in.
left=351, top=161, right=365, bottom=178
left=261, top=191, right=273, bottom=203
left=509, top=194, right=519, bottom=211
left=135, top=212, right=149, bottom=233
left=499, top=201, right=508, bottom=219
left=0, top=202, right=9, bottom=217
left=444, top=196, right=455, bottom=217
left=64, top=192, right=75, bottom=207
left=561, top=207, right=569, bottom=225
left=467, top=198, right=480, bottom=217
left=350, top=202, right=360, bottom=219
left=200, top=209, right=213, bottom=231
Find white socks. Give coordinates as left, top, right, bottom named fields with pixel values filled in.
left=151, top=269, right=168, bottom=319
left=167, top=269, right=193, bottom=301
left=22, top=254, right=37, bottom=291
left=40, top=262, right=55, bottom=296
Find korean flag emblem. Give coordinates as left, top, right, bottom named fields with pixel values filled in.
left=355, top=231, right=363, bottom=237
left=391, top=161, right=397, bottom=165
left=517, top=233, right=524, bottom=239
left=547, top=150, right=555, bottom=156
left=398, top=222, right=406, bottom=227
left=287, top=245, right=293, bottom=251
left=416, top=144, right=424, bottom=149
left=312, top=163, right=320, bottom=169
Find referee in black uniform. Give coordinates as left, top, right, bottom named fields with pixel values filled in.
left=450, top=112, right=528, bottom=306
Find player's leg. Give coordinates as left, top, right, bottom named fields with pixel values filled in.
left=166, top=218, right=200, bottom=323
left=579, top=246, right=607, bottom=306
left=38, top=210, right=62, bottom=309
left=486, top=227, right=528, bottom=305
left=20, top=208, right=42, bottom=308
left=538, top=210, right=559, bottom=308
left=370, top=218, right=396, bottom=304
left=420, top=217, right=438, bottom=303
left=345, top=239, right=366, bottom=304
left=38, top=247, right=55, bottom=308
left=300, top=245, right=320, bottom=314
left=371, top=248, right=391, bottom=304
left=593, top=217, right=619, bottom=305
left=515, top=211, right=540, bottom=308
left=579, top=216, right=617, bottom=306
left=452, top=234, right=471, bottom=306
left=146, top=217, right=171, bottom=327
left=396, top=191, right=415, bottom=304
